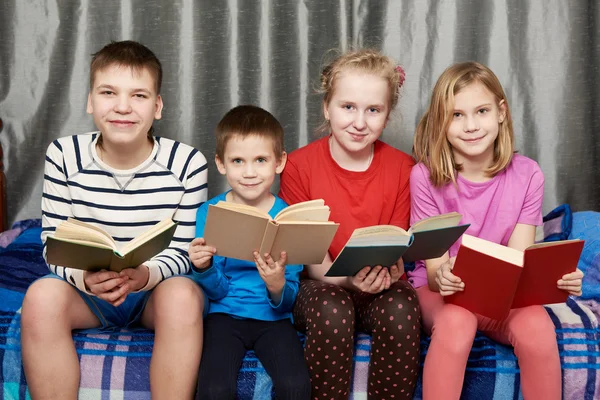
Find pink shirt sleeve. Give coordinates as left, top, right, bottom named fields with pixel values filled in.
left=517, top=164, right=544, bottom=226
left=407, top=163, right=439, bottom=288
left=409, top=163, right=441, bottom=225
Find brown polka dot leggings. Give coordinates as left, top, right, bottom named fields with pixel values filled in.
left=293, top=279, right=421, bottom=400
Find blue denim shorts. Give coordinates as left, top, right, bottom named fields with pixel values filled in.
left=40, top=274, right=207, bottom=331
left=40, top=274, right=151, bottom=330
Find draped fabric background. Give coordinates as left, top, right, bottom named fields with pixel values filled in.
left=0, top=0, right=598, bottom=226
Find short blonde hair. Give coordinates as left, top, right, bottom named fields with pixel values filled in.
left=317, top=49, right=405, bottom=134
left=413, top=61, right=514, bottom=186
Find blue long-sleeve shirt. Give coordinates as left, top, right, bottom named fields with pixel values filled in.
left=191, top=192, right=303, bottom=321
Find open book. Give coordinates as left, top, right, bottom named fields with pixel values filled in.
left=444, top=234, right=584, bottom=320
left=325, top=212, right=469, bottom=277
left=204, top=199, right=339, bottom=264
left=46, top=218, right=178, bottom=272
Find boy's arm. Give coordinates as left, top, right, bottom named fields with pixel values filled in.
left=140, top=149, right=208, bottom=291
left=41, top=140, right=90, bottom=293
left=267, top=261, right=302, bottom=313
left=189, top=202, right=229, bottom=300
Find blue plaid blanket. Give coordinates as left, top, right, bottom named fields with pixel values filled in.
left=1, top=214, right=599, bottom=399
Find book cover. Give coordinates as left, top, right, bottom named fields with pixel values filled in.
left=445, top=235, right=584, bottom=320
left=46, top=219, right=177, bottom=272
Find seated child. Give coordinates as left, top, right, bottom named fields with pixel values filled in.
left=189, top=105, right=310, bottom=400
left=21, top=40, right=207, bottom=400
left=410, top=61, right=584, bottom=400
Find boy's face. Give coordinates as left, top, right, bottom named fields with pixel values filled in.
left=216, top=134, right=286, bottom=208
left=87, top=64, right=163, bottom=149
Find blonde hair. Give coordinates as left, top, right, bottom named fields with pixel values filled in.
left=317, top=49, right=404, bottom=134
left=413, top=61, right=514, bottom=186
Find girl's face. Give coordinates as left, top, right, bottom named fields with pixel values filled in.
left=447, top=81, right=506, bottom=165
left=324, top=71, right=390, bottom=158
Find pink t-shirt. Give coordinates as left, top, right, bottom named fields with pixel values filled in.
left=407, top=154, right=545, bottom=289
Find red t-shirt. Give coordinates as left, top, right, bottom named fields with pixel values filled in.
left=280, top=136, right=414, bottom=260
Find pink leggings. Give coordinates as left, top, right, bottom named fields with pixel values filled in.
left=417, top=286, right=561, bottom=400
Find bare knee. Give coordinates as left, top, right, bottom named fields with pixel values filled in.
left=151, top=277, right=204, bottom=325
left=22, top=279, right=73, bottom=331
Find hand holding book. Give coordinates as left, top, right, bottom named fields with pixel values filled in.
left=189, top=237, right=216, bottom=270
left=253, top=251, right=287, bottom=304
left=435, top=257, right=465, bottom=297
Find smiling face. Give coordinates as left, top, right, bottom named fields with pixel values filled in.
left=87, top=64, right=163, bottom=151
left=216, top=134, right=287, bottom=210
left=323, top=71, right=390, bottom=160
left=447, top=81, right=506, bottom=166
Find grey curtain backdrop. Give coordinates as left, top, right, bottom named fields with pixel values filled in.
left=0, top=0, right=598, bottom=226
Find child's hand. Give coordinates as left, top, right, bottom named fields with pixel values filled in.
left=254, top=251, right=286, bottom=301
left=119, top=264, right=150, bottom=293
left=557, top=268, right=584, bottom=296
left=84, top=270, right=130, bottom=307
left=389, top=259, right=405, bottom=284
left=350, top=266, right=390, bottom=294
left=189, top=237, right=216, bottom=270
left=436, top=257, right=464, bottom=296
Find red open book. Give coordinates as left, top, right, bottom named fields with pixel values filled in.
left=444, top=234, right=584, bottom=320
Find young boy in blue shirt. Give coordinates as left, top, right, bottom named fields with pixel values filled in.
left=189, top=105, right=310, bottom=400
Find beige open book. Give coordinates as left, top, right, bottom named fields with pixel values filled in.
left=46, top=218, right=177, bottom=272
left=204, top=199, right=339, bottom=264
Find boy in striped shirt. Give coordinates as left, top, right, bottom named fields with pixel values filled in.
left=21, top=40, right=207, bottom=400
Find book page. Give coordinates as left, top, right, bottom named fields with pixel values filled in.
left=213, top=201, right=271, bottom=219
left=276, top=220, right=336, bottom=225
left=410, top=212, right=462, bottom=233
left=55, top=219, right=116, bottom=249
left=351, top=225, right=409, bottom=238
left=275, top=206, right=331, bottom=222
left=273, top=199, right=326, bottom=220
left=346, top=234, right=412, bottom=247
left=121, top=219, right=175, bottom=255
left=461, top=234, right=523, bottom=266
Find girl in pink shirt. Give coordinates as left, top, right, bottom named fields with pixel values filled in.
left=410, top=61, right=583, bottom=400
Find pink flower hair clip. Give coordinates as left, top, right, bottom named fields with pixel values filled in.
left=396, top=65, right=406, bottom=88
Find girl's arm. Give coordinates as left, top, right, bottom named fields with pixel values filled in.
left=410, top=164, right=462, bottom=293
left=508, top=223, right=583, bottom=295
left=507, top=223, right=536, bottom=250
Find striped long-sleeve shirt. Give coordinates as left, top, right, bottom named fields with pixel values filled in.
left=41, top=132, right=208, bottom=294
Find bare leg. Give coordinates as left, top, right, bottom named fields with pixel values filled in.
left=141, top=277, right=204, bottom=400
left=21, top=278, right=100, bottom=400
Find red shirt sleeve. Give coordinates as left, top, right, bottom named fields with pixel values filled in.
left=389, top=156, right=415, bottom=230
left=279, top=155, right=310, bottom=205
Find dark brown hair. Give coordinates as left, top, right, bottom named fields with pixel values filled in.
left=215, top=105, right=284, bottom=160
left=90, top=40, right=162, bottom=93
